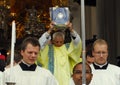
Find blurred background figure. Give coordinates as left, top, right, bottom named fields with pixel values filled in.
left=85, top=35, right=97, bottom=64
left=5, top=50, right=22, bottom=69
left=86, top=51, right=94, bottom=65
left=0, top=52, right=6, bottom=72
left=0, top=50, right=5, bottom=85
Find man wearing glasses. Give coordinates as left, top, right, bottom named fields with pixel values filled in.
left=69, top=62, right=93, bottom=85
left=90, top=39, right=120, bottom=85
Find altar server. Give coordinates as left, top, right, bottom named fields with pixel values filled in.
left=90, top=39, right=120, bottom=85
left=4, top=37, right=58, bottom=85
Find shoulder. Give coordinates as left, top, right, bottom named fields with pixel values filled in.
left=4, top=64, right=21, bottom=72
left=36, top=66, right=53, bottom=75
left=36, top=66, right=57, bottom=81
left=108, top=64, right=120, bottom=74
left=0, top=71, right=2, bottom=73
left=0, top=71, right=3, bottom=75
left=108, top=64, right=120, bottom=69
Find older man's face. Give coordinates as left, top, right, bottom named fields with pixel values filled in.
left=53, top=36, right=64, bottom=47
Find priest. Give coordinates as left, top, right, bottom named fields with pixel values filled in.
left=37, top=21, right=82, bottom=85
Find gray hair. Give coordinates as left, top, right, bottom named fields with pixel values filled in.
left=52, top=32, right=65, bottom=40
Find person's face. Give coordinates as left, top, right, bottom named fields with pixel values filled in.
left=87, top=56, right=94, bottom=65
left=92, top=44, right=108, bottom=65
left=72, top=64, right=93, bottom=85
left=21, top=43, right=40, bottom=65
left=53, top=36, right=64, bottom=47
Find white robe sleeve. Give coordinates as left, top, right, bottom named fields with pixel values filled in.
left=39, top=32, right=51, bottom=49
left=70, top=30, right=81, bottom=46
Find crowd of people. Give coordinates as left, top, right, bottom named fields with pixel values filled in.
left=0, top=20, right=120, bottom=85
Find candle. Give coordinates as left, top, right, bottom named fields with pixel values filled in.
left=9, top=20, right=16, bottom=82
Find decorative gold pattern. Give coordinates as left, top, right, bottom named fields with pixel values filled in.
left=51, top=0, right=69, bottom=7
left=0, top=0, right=69, bottom=39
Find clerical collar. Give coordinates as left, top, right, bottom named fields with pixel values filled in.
left=19, top=61, right=37, bottom=71
left=93, top=62, right=108, bottom=69
left=21, top=60, right=31, bottom=67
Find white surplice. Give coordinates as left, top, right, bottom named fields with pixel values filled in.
left=90, top=64, right=120, bottom=85
left=4, top=65, right=59, bottom=85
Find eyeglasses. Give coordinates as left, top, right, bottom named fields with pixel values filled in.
left=73, top=70, right=91, bottom=74
left=94, top=51, right=108, bottom=55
